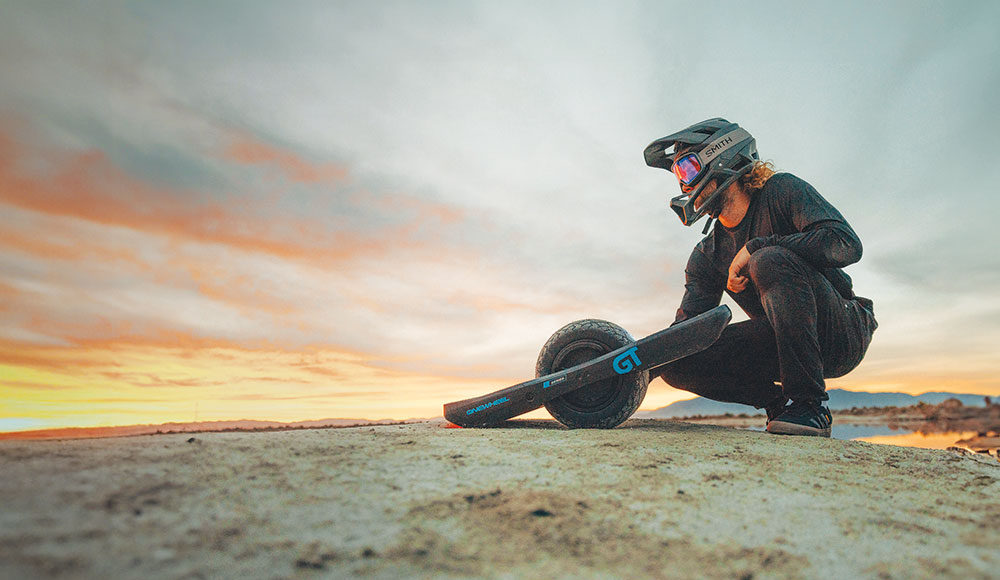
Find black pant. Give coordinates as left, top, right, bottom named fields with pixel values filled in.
left=658, top=246, right=877, bottom=407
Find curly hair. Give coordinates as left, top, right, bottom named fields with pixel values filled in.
left=739, top=160, right=776, bottom=192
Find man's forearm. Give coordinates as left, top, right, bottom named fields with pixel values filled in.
left=745, top=221, right=862, bottom=269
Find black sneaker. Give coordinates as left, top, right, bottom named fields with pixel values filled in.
left=766, top=400, right=832, bottom=437
left=764, top=396, right=790, bottom=426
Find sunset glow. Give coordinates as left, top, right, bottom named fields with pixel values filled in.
left=2, top=3, right=998, bottom=432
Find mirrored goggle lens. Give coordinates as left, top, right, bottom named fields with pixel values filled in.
left=671, top=153, right=702, bottom=185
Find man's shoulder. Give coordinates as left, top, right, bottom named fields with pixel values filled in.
left=761, top=172, right=813, bottom=193
left=692, top=233, right=713, bottom=255
left=687, top=222, right=728, bottom=271
left=689, top=229, right=718, bottom=262
left=758, top=170, right=848, bottom=226
left=758, top=172, right=820, bottom=205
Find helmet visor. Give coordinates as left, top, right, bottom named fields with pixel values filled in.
left=671, top=153, right=703, bottom=187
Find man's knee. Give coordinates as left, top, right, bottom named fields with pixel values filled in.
left=656, top=358, right=694, bottom=390
left=747, top=246, right=809, bottom=290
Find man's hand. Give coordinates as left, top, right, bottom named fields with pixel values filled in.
left=728, top=245, right=751, bottom=293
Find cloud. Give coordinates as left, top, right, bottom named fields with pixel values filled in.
left=0, top=124, right=478, bottom=267
left=225, top=132, right=349, bottom=184
left=1, top=117, right=675, bottom=379
left=0, top=129, right=326, bottom=262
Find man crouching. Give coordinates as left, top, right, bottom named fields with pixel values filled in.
left=644, top=118, right=877, bottom=437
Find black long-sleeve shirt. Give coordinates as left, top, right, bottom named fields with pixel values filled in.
left=675, top=173, right=865, bottom=323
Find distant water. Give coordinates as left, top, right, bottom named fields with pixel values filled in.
left=831, top=424, right=913, bottom=440
left=746, top=424, right=980, bottom=451
left=744, top=424, right=904, bottom=439
left=851, top=430, right=982, bottom=451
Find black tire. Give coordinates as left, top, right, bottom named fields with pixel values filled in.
left=535, top=319, right=649, bottom=429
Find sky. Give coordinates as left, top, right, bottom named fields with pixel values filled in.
left=1, top=1, right=999, bottom=431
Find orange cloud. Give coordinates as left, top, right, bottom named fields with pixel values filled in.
left=0, top=280, right=19, bottom=302
left=357, top=189, right=465, bottom=226
left=0, top=143, right=332, bottom=261
left=173, top=256, right=302, bottom=316
left=0, top=126, right=469, bottom=269
left=0, top=223, right=151, bottom=271
left=225, top=133, right=349, bottom=184
left=0, top=338, right=114, bottom=372
left=0, top=228, right=84, bottom=262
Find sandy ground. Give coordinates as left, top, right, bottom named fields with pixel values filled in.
left=2, top=419, right=999, bottom=579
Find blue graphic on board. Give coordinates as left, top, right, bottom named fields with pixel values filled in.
left=467, top=396, right=510, bottom=416
left=612, top=346, right=641, bottom=374
left=542, top=375, right=567, bottom=389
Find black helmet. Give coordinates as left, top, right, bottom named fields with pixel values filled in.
left=644, top=118, right=758, bottom=229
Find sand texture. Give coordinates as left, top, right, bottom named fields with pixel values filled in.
left=2, top=419, right=999, bottom=579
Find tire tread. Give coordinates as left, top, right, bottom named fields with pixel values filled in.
left=536, top=319, right=648, bottom=429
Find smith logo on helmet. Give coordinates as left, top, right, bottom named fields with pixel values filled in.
left=701, top=128, right=750, bottom=162
left=702, top=135, right=733, bottom=159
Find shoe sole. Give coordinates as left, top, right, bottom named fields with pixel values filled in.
left=766, top=420, right=831, bottom=438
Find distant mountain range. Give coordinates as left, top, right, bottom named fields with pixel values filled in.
left=636, top=389, right=993, bottom=418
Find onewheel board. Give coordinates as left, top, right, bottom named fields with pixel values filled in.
left=443, top=304, right=731, bottom=427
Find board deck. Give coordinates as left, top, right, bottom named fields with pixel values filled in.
left=443, top=305, right=731, bottom=426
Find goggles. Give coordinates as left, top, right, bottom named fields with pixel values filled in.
left=671, top=153, right=703, bottom=192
